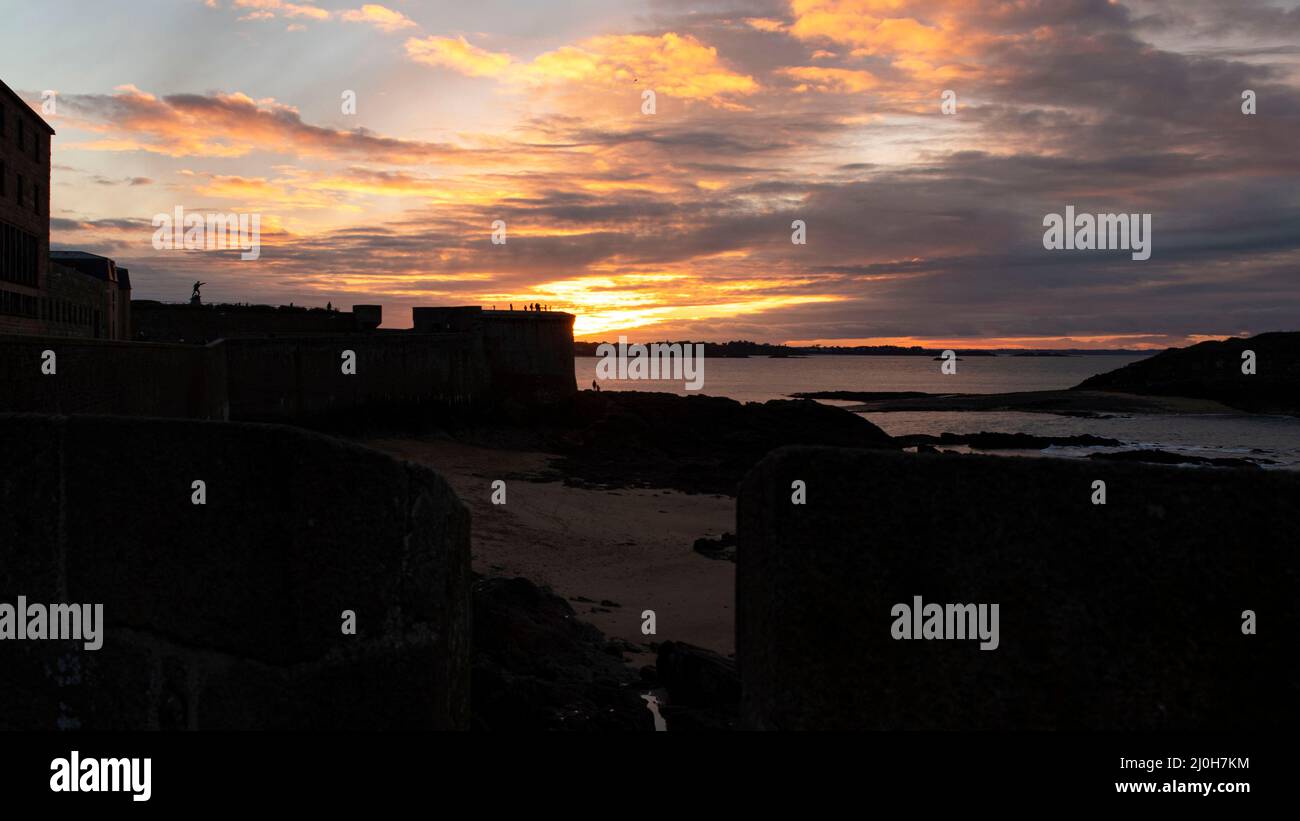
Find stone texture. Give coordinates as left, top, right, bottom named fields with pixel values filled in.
left=0, top=414, right=471, bottom=730
left=737, top=446, right=1300, bottom=730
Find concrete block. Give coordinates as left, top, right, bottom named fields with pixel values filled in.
left=737, top=447, right=1300, bottom=730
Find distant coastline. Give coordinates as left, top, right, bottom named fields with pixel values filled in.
left=573, top=340, right=1151, bottom=358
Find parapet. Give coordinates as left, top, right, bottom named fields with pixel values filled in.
left=737, top=446, right=1300, bottom=730
left=0, top=414, right=470, bottom=730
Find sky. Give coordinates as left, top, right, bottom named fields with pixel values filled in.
left=4, top=0, right=1299, bottom=346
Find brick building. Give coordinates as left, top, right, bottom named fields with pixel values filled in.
left=0, top=77, right=52, bottom=336
left=0, top=77, right=132, bottom=340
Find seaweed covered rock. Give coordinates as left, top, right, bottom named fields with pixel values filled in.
left=472, top=576, right=652, bottom=731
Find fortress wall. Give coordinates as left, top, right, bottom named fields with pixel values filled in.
left=132, top=302, right=363, bottom=343
left=0, top=414, right=471, bottom=730
left=2, top=314, right=571, bottom=424
left=479, top=311, right=576, bottom=403
left=222, top=332, right=489, bottom=426
left=0, top=334, right=227, bottom=419
left=737, top=446, right=1300, bottom=730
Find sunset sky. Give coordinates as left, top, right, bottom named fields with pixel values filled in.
left=5, top=0, right=1299, bottom=346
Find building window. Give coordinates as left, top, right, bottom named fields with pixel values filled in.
left=0, top=288, right=38, bottom=319
left=0, top=220, right=40, bottom=288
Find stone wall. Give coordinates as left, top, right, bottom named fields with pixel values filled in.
left=0, top=332, right=492, bottom=427
left=412, top=307, right=576, bottom=404
left=479, top=311, right=576, bottom=404
left=133, top=301, right=374, bottom=344
left=0, top=334, right=228, bottom=419
left=222, top=332, right=489, bottom=426
left=737, top=446, right=1299, bottom=730
left=0, top=414, right=470, bottom=730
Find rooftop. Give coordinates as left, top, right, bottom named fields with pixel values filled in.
left=0, top=77, right=56, bottom=135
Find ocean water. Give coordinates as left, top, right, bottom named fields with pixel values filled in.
left=575, top=355, right=1300, bottom=469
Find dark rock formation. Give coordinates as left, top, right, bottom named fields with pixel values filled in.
left=842, top=389, right=1220, bottom=416
left=1088, top=449, right=1264, bottom=468
left=655, top=641, right=740, bottom=731
left=790, top=391, right=932, bottom=401
left=1073, top=332, right=1300, bottom=415
left=692, top=532, right=737, bottom=562
left=541, top=391, right=895, bottom=495
left=471, top=576, right=653, bottom=731
left=895, top=432, right=1123, bottom=450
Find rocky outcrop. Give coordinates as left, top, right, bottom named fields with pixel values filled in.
left=471, top=576, right=652, bottom=731
left=1088, top=449, right=1264, bottom=468
left=895, top=432, right=1122, bottom=450
left=543, top=391, right=895, bottom=495
left=655, top=641, right=739, bottom=731
left=1073, top=332, right=1300, bottom=415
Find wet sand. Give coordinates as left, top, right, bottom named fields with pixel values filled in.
left=366, top=437, right=736, bottom=662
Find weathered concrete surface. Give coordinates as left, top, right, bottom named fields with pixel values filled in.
left=412, top=307, right=576, bottom=406
left=0, top=414, right=470, bottom=730
left=737, top=447, right=1299, bottom=730
left=222, top=333, right=488, bottom=427
left=0, top=335, right=228, bottom=419
left=479, top=311, right=575, bottom=405
left=4, top=306, right=574, bottom=425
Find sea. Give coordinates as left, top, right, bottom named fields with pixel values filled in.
left=575, top=355, right=1300, bottom=470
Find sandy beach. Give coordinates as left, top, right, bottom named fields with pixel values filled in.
left=367, top=437, right=737, bottom=663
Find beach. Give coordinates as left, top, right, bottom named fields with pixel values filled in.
left=367, top=437, right=737, bottom=662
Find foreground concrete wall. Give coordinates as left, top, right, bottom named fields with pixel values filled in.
left=223, top=333, right=488, bottom=425
left=0, top=414, right=471, bottom=730
left=0, top=334, right=227, bottom=419
left=737, top=447, right=1299, bottom=730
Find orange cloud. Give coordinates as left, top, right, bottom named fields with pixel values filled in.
left=789, top=0, right=958, bottom=55
left=406, top=31, right=759, bottom=107
left=779, top=65, right=880, bottom=93
left=405, top=35, right=515, bottom=77
left=745, top=17, right=787, bottom=32
left=54, top=85, right=511, bottom=165
left=786, top=0, right=987, bottom=86
left=341, top=4, right=416, bottom=33
left=232, top=0, right=330, bottom=21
